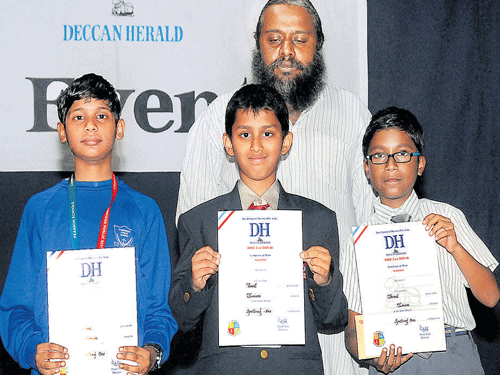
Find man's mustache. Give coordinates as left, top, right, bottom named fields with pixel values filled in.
left=268, top=56, right=306, bottom=72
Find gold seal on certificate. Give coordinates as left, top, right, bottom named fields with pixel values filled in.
left=217, top=210, right=304, bottom=347
left=47, top=247, right=137, bottom=375
left=353, top=222, right=446, bottom=358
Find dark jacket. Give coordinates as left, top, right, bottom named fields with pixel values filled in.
left=169, top=182, right=348, bottom=375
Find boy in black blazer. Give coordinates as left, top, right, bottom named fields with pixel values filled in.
left=169, top=84, right=347, bottom=374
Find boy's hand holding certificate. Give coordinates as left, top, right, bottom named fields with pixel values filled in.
left=217, top=210, right=305, bottom=347
left=353, top=222, right=446, bottom=358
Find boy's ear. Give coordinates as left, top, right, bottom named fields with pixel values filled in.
left=281, top=132, right=293, bottom=155
left=116, top=119, right=125, bottom=140
left=223, top=133, right=234, bottom=157
left=417, top=155, right=426, bottom=176
left=363, top=159, right=371, bottom=180
left=57, top=123, right=67, bottom=143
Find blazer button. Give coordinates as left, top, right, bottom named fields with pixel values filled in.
left=309, top=288, right=315, bottom=301
left=260, top=349, right=268, bottom=359
left=183, top=292, right=190, bottom=303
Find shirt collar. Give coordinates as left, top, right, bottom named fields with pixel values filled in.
left=373, top=190, right=419, bottom=223
left=238, top=179, right=280, bottom=210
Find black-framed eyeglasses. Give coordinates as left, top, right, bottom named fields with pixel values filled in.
left=366, top=151, right=420, bottom=165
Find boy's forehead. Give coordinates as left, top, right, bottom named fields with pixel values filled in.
left=68, top=97, right=111, bottom=112
left=369, top=128, right=416, bottom=149
left=234, top=108, right=280, bottom=123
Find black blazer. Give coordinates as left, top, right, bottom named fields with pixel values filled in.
left=169, top=182, right=347, bottom=375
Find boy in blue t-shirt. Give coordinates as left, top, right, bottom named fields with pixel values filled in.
left=342, top=107, right=499, bottom=374
left=0, top=73, right=177, bottom=375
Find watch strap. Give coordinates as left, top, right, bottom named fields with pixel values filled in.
left=143, top=343, right=163, bottom=371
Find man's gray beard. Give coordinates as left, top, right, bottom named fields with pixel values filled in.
left=251, top=49, right=326, bottom=112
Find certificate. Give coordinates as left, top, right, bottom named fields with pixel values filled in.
left=353, top=222, right=446, bottom=358
left=47, top=247, right=137, bottom=375
left=217, top=210, right=304, bottom=346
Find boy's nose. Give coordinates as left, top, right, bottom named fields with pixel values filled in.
left=251, top=138, right=263, bottom=153
left=385, top=157, right=398, bottom=171
left=84, top=119, right=97, bottom=132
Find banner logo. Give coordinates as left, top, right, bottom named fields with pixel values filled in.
left=112, top=0, right=134, bottom=17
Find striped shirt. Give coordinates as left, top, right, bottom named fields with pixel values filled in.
left=341, top=190, right=498, bottom=330
left=177, top=83, right=374, bottom=375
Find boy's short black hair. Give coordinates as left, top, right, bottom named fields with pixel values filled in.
left=57, top=73, right=121, bottom=125
left=225, top=84, right=289, bottom=138
left=363, top=107, right=424, bottom=156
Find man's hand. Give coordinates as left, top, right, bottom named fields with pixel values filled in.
left=117, top=346, right=155, bottom=375
left=370, top=344, right=413, bottom=374
left=191, top=246, right=220, bottom=292
left=300, top=246, right=332, bottom=286
left=35, top=343, right=68, bottom=375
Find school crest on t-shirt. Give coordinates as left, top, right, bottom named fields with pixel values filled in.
left=114, top=225, right=134, bottom=247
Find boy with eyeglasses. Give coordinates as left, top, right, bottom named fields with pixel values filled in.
left=341, top=106, right=499, bottom=374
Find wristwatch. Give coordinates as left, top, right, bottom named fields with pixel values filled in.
left=143, top=343, right=163, bottom=371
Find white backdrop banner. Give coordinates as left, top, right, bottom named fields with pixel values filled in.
left=0, top=0, right=367, bottom=172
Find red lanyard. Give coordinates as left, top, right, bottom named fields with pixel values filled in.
left=97, top=173, right=118, bottom=249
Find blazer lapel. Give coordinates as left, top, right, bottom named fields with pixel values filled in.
left=277, top=181, right=297, bottom=210
left=221, top=183, right=243, bottom=211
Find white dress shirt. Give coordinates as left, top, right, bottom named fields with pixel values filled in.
left=341, top=190, right=498, bottom=330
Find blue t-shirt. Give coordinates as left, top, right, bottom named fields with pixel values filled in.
left=0, top=178, right=177, bottom=373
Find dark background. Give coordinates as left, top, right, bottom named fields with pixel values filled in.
left=1, top=1, right=499, bottom=374
left=366, top=1, right=500, bottom=374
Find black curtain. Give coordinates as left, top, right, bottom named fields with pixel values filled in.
left=368, top=2, right=500, bottom=374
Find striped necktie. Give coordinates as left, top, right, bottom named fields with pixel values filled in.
left=249, top=202, right=270, bottom=210
left=390, top=213, right=411, bottom=223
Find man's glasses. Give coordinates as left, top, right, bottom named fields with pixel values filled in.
left=365, top=151, right=420, bottom=165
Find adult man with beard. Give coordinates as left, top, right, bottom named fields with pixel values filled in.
left=175, top=1, right=373, bottom=374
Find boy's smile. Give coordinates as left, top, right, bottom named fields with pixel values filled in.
left=223, top=109, right=292, bottom=196
left=364, top=128, right=425, bottom=208
left=57, top=98, right=124, bottom=168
